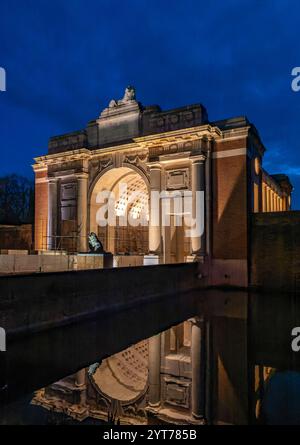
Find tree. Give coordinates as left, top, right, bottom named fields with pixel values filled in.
left=0, top=174, right=34, bottom=224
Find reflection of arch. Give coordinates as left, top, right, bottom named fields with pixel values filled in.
left=89, top=166, right=149, bottom=255
left=89, top=340, right=149, bottom=405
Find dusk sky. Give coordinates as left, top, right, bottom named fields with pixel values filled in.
left=1, top=0, right=300, bottom=207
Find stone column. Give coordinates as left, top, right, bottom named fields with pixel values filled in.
left=75, top=369, right=86, bottom=405
left=190, top=156, right=206, bottom=256
left=205, top=141, right=212, bottom=256
left=77, top=173, right=88, bottom=252
left=191, top=317, right=205, bottom=419
left=269, top=189, right=273, bottom=211
left=262, top=184, right=267, bottom=212
left=148, top=165, right=162, bottom=255
left=265, top=185, right=269, bottom=212
left=47, top=178, right=58, bottom=250
left=266, top=187, right=271, bottom=212
left=273, top=192, right=277, bottom=212
left=148, top=333, right=161, bottom=407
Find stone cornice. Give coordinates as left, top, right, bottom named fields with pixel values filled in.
left=134, top=125, right=222, bottom=148
left=32, top=123, right=252, bottom=171
left=32, top=164, right=48, bottom=173
left=91, top=142, right=140, bottom=157
left=262, top=169, right=283, bottom=195
left=33, top=148, right=91, bottom=167
left=221, top=126, right=250, bottom=140
left=189, top=154, right=206, bottom=163
left=33, top=142, right=144, bottom=168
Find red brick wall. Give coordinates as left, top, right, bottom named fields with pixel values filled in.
left=0, top=224, right=33, bottom=250
left=213, top=137, right=247, bottom=152
left=251, top=211, right=300, bottom=293
left=212, top=140, right=248, bottom=260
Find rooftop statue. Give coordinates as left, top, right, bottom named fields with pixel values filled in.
left=122, top=85, right=136, bottom=102
left=108, top=85, right=136, bottom=108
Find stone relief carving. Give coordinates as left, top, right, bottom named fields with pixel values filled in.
left=89, top=156, right=113, bottom=184
left=145, top=108, right=201, bottom=134
left=123, top=151, right=148, bottom=175
left=163, top=377, right=191, bottom=409
left=148, top=139, right=202, bottom=161
left=166, top=168, right=190, bottom=190
left=48, top=159, right=83, bottom=175
left=123, top=151, right=148, bottom=166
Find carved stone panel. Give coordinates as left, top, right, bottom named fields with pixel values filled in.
left=123, top=151, right=148, bottom=175
left=88, top=156, right=114, bottom=185
left=166, top=168, right=190, bottom=190
left=162, top=377, right=191, bottom=409
left=148, top=140, right=201, bottom=161
left=48, top=159, right=83, bottom=176
left=142, top=104, right=208, bottom=136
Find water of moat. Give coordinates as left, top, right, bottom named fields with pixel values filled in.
left=1, top=289, right=300, bottom=425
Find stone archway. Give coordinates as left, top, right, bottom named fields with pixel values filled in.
left=89, top=166, right=149, bottom=256
left=89, top=340, right=149, bottom=420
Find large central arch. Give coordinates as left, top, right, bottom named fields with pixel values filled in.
left=89, top=166, right=149, bottom=256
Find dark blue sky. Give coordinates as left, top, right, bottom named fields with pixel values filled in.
left=1, top=0, right=300, bottom=207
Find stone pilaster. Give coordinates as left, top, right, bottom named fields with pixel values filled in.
left=77, top=173, right=88, bottom=252
left=75, top=369, right=86, bottom=405
left=47, top=178, right=58, bottom=250
left=190, top=155, right=206, bottom=256
left=148, top=165, right=162, bottom=255
left=191, top=317, right=205, bottom=419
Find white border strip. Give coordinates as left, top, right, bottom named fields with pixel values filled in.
left=35, top=178, right=48, bottom=184
left=212, top=148, right=247, bottom=159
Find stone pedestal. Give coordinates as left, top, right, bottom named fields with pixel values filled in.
left=143, top=255, right=160, bottom=266
left=185, top=255, right=197, bottom=263
left=77, top=253, right=113, bottom=269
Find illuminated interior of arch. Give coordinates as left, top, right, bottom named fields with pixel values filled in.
left=89, top=167, right=149, bottom=255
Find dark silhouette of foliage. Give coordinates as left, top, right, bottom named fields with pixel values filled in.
left=0, top=174, right=34, bottom=224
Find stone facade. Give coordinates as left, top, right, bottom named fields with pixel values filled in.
left=33, top=86, right=292, bottom=287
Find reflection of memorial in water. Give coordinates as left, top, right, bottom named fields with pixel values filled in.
left=4, top=290, right=300, bottom=425
left=32, top=318, right=205, bottom=425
